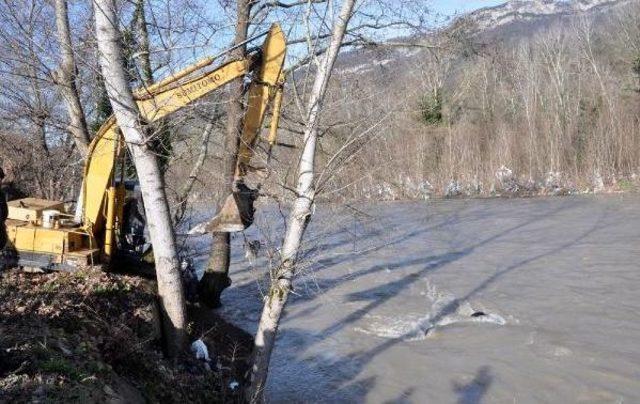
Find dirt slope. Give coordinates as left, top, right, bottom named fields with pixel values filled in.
left=0, top=269, right=252, bottom=403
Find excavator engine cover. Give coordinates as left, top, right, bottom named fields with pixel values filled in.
left=207, top=183, right=258, bottom=233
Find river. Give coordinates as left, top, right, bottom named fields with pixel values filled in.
left=188, top=194, right=640, bottom=402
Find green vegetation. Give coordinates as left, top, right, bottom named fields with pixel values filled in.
left=41, top=357, right=85, bottom=382
left=419, top=89, right=443, bottom=125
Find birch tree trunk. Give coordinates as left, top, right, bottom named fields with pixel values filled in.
left=131, top=0, right=173, bottom=173
left=247, top=1, right=357, bottom=400
left=200, top=0, right=252, bottom=308
left=54, top=0, right=91, bottom=157
left=94, top=0, right=187, bottom=357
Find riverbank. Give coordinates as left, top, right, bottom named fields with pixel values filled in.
left=0, top=269, right=251, bottom=403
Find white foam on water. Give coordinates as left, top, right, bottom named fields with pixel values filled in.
left=354, top=280, right=508, bottom=340
left=353, top=313, right=427, bottom=339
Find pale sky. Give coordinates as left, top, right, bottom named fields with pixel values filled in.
left=155, top=0, right=511, bottom=71
left=430, top=0, right=507, bottom=17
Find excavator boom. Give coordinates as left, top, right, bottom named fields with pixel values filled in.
left=82, top=23, right=286, bottom=232
left=81, top=58, right=250, bottom=231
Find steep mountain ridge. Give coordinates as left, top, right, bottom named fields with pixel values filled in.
left=334, top=0, right=634, bottom=78
left=469, top=0, right=631, bottom=31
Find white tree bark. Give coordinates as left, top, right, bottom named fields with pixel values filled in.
left=133, top=0, right=153, bottom=86
left=54, top=0, right=91, bottom=157
left=247, top=0, right=357, bottom=400
left=94, top=0, right=187, bottom=356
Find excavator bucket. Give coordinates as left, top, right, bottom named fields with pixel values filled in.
left=206, top=183, right=258, bottom=233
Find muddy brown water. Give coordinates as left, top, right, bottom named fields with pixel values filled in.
left=189, top=194, right=640, bottom=402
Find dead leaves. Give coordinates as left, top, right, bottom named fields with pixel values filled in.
left=0, top=269, right=234, bottom=403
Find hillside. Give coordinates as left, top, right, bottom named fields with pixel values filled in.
left=308, top=0, right=640, bottom=201
left=335, top=0, right=633, bottom=77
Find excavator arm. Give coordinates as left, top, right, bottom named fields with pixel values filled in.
left=81, top=23, right=287, bottom=241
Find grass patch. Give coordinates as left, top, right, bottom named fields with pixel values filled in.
left=41, top=357, right=85, bottom=382
left=618, top=179, right=637, bottom=192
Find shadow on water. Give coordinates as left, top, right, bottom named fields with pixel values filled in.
left=309, top=199, right=584, bottom=340
left=307, top=201, right=488, bottom=273
left=423, top=207, right=608, bottom=334
left=317, top=249, right=470, bottom=338
left=453, top=366, right=493, bottom=404
left=382, top=387, right=416, bottom=404
left=268, top=198, right=610, bottom=400
left=220, top=197, right=611, bottom=400
left=225, top=204, right=477, bottom=322
left=285, top=202, right=490, bottom=306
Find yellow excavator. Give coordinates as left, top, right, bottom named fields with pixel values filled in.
left=1, top=24, right=286, bottom=272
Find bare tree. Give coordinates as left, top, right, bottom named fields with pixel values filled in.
left=199, top=0, right=253, bottom=308
left=93, top=0, right=187, bottom=357
left=247, top=0, right=357, bottom=400
left=0, top=0, right=82, bottom=201
left=53, top=0, right=91, bottom=157
left=192, top=0, right=426, bottom=308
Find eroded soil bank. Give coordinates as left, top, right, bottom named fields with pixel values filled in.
left=0, top=270, right=251, bottom=403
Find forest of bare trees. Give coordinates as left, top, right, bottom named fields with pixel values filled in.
left=2, top=0, right=640, bottom=401
left=314, top=3, right=640, bottom=201
left=4, top=1, right=640, bottom=205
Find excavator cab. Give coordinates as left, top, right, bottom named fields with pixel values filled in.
left=115, top=181, right=152, bottom=263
